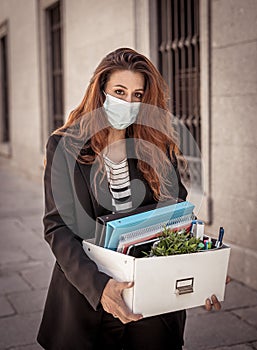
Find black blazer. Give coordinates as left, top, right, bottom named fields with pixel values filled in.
left=37, top=132, right=188, bottom=350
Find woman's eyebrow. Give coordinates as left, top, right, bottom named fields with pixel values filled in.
left=113, top=84, right=144, bottom=91
left=114, top=84, right=128, bottom=89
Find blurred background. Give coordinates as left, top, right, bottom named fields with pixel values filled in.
left=0, top=0, right=256, bottom=349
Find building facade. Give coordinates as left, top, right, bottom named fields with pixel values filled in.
left=0, top=0, right=256, bottom=289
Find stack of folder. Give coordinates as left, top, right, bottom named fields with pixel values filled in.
left=95, top=200, right=195, bottom=256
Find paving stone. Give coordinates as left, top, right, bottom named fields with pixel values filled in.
left=183, top=344, right=253, bottom=350
left=0, top=166, right=42, bottom=195
left=0, top=260, right=44, bottom=275
left=0, top=192, right=43, bottom=218
left=0, top=218, right=36, bottom=249
left=20, top=239, right=55, bottom=263
left=202, top=345, right=253, bottom=350
left=221, top=281, right=257, bottom=310
left=18, top=215, right=44, bottom=237
left=12, top=219, right=42, bottom=242
left=184, top=311, right=257, bottom=349
left=20, top=265, right=52, bottom=290
left=187, top=305, right=207, bottom=317
left=0, top=217, right=53, bottom=264
left=7, top=289, right=48, bottom=314
left=0, top=273, right=31, bottom=295
left=232, top=306, right=257, bottom=329
left=9, top=343, right=42, bottom=350
left=0, top=312, right=42, bottom=349
left=0, top=296, right=15, bottom=317
left=186, top=304, right=221, bottom=327
left=251, top=341, right=257, bottom=349
left=0, top=218, right=24, bottom=243
left=0, top=248, right=29, bottom=265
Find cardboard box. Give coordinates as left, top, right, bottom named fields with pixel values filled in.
left=83, top=241, right=231, bottom=318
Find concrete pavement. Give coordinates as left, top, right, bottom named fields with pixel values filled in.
left=0, top=156, right=257, bottom=350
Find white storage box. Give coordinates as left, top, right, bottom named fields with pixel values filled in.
left=83, top=241, right=230, bottom=318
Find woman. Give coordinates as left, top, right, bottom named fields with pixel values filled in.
left=37, top=48, right=222, bottom=350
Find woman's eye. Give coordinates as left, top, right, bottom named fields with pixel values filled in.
left=135, top=92, right=143, bottom=99
left=114, top=89, right=124, bottom=95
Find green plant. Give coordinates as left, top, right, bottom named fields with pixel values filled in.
left=147, top=227, right=202, bottom=257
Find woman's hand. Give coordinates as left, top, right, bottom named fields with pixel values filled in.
left=101, top=279, right=143, bottom=324
left=205, top=276, right=231, bottom=311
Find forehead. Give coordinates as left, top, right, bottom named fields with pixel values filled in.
left=107, top=70, right=144, bottom=88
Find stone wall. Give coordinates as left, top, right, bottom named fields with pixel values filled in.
left=63, top=0, right=136, bottom=116
left=210, top=0, right=257, bottom=289
left=0, top=0, right=42, bottom=178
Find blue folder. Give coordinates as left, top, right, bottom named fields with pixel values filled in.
left=104, top=201, right=195, bottom=250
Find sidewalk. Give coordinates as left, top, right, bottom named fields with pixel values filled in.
left=0, top=156, right=257, bottom=350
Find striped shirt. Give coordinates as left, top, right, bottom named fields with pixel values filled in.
left=103, top=155, right=132, bottom=213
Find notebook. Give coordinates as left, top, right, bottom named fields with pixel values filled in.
left=102, top=201, right=195, bottom=250
left=117, top=213, right=194, bottom=254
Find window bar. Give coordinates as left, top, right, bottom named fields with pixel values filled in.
left=187, top=0, right=194, bottom=157
left=193, top=0, right=201, bottom=153
left=47, top=1, right=64, bottom=131
left=180, top=0, right=186, bottom=123
left=166, top=0, right=173, bottom=112
left=159, top=0, right=168, bottom=89
left=173, top=0, right=180, bottom=120
left=179, top=0, right=188, bottom=156
left=1, top=34, right=9, bottom=143
left=192, top=0, right=201, bottom=184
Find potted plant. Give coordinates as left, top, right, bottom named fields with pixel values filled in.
left=147, top=227, right=204, bottom=257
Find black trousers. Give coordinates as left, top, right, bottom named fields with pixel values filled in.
left=95, top=309, right=186, bottom=350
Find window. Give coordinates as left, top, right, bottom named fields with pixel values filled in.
left=45, top=1, right=64, bottom=132
left=0, top=23, right=10, bottom=147
left=157, top=0, right=201, bottom=188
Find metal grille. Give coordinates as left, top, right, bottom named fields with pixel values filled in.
left=157, top=0, right=201, bottom=188
left=46, top=1, right=64, bottom=132
left=0, top=34, right=10, bottom=143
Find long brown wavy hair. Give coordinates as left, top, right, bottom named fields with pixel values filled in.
left=51, top=47, right=183, bottom=200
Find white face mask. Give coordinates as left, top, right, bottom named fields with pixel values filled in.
left=103, top=92, right=141, bottom=130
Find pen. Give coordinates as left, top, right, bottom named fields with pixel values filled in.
left=208, top=236, right=212, bottom=249
left=190, top=221, right=196, bottom=237
left=216, top=227, right=224, bottom=248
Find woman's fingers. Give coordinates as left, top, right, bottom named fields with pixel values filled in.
left=205, top=295, right=222, bottom=311
left=101, top=279, right=143, bottom=324
left=226, top=275, right=231, bottom=284
left=211, top=294, right=221, bottom=310
left=205, top=298, right=212, bottom=311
